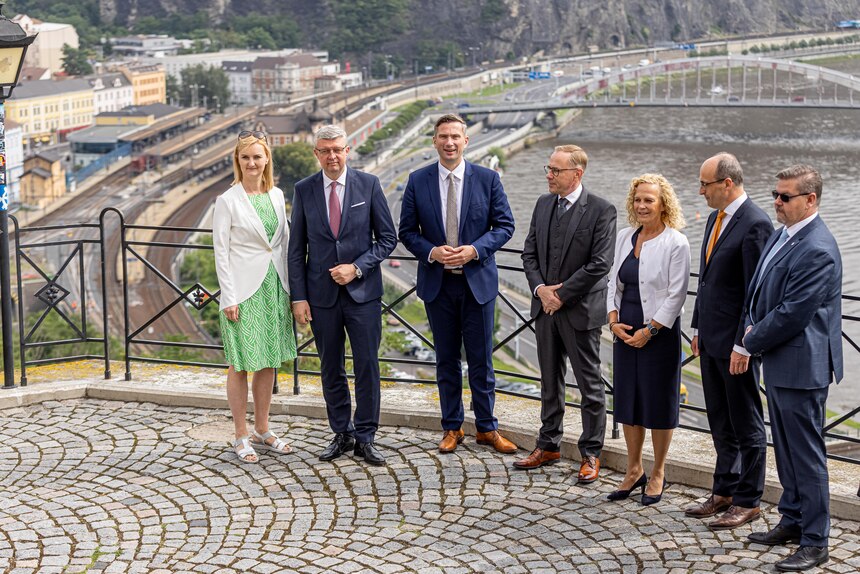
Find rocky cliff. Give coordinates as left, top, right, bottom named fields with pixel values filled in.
left=99, top=0, right=860, bottom=57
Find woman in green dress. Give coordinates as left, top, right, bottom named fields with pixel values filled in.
left=213, top=130, right=297, bottom=463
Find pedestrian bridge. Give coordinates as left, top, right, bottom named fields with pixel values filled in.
left=456, top=55, right=860, bottom=112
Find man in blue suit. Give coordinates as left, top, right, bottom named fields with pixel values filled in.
left=399, top=114, right=516, bottom=454
left=686, top=153, right=773, bottom=529
left=288, top=124, right=397, bottom=466
left=743, top=165, right=842, bottom=572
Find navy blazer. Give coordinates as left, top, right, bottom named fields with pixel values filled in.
left=692, top=198, right=773, bottom=359
left=288, top=168, right=397, bottom=308
left=743, top=216, right=843, bottom=389
left=398, top=161, right=515, bottom=304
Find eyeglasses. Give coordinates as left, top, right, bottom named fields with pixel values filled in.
left=771, top=190, right=812, bottom=202
left=699, top=178, right=726, bottom=189
left=238, top=130, right=267, bottom=141
left=544, top=165, right=580, bottom=177
left=315, top=146, right=348, bottom=156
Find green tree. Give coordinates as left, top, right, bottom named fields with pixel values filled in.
left=272, top=143, right=318, bottom=202
left=61, top=44, right=93, bottom=76
left=178, top=64, right=230, bottom=111
left=324, top=0, right=409, bottom=56
left=228, top=14, right=300, bottom=49
left=481, top=0, right=508, bottom=23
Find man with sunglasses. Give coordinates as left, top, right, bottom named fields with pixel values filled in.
left=686, top=153, right=773, bottom=529
left=288, top=124, right=397, bottom=466
left=743, top=165, right=842, bottom=572
left=516, top=144, right=616, bottom=485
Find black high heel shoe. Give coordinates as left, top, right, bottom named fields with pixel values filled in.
left=606, top=473, right=647, bottom=501
left=641, top=478, right=668, bottom=506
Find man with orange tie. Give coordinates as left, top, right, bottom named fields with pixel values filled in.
left=686, top=153, right=773, bottom=528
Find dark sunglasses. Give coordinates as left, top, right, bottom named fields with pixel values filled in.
left=238, top=130, right=267, bottom=141
left=771, top=190, right=812, bottom=202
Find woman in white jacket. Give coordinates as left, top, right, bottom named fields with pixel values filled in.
left=605, top=173, right=690, bottom=505
left=213, top=131, right=296, bottom=463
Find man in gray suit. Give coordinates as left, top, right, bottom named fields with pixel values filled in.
left=517, top=144, right=616, bottom=484
left=743, top=165, right=842, bottom=572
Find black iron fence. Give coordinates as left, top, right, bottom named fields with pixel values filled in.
left=7, top=208, right=860, bottom=465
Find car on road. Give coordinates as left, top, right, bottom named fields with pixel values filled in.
left=388, top=259, right=401, bottom=268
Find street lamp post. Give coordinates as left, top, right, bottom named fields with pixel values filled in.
left=0, top=1, right=36, bottom=388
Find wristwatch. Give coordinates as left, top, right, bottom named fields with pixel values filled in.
left=353, top=264, right=362, bottom=279
left=646, top=324, right=659, bottom=337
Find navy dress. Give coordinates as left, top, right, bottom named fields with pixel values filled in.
left=612, top=228, right=681, bottom=429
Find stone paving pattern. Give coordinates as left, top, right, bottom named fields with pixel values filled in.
left=0, top=400, right=857, bottom=574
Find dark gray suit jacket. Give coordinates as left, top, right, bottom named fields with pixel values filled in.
left=521, top=186, right=616, bottom=330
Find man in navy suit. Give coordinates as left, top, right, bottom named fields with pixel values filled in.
left=743, top=165, right=842, bottom=572
left=686, top=153, right=773, bottom=529
left=288, top=124, right=397, bottom=466
left=399, top=114, right=516, bottom=454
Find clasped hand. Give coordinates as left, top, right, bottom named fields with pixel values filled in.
left=611, top=322, right=649, bottom=348
left=430, top=245, right=478, bottom=267
left=537, top=284, right=563, bottom=315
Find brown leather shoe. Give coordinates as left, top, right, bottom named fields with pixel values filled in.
left=438, top=429, right=465, bottom=453
left=576, top=455, right=600, bottom=484
left=475, top=430, right=517, bottom=454
left=512, top=448, right=560, bottom=470
left=684, top=494, right=733, bottom=518
left=708, top=505, right=761, bottom=530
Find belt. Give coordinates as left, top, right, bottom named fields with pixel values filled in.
left=443, top=268, right=464, bottom=275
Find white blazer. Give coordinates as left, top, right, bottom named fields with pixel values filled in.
left=607, top=226, right=691, bottom=327
left=213, top=183, right=289, bottom=310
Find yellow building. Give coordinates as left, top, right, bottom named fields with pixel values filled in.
left=21, top=151, right=67, bottom=208
left=6, top=79, right=94, bottom=147
left=120, top=63, right=167, bottom=106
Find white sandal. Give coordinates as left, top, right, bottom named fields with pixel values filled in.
left=251, top=429, right=293, bottom=455
left=233, top=436, right=259, bottom=463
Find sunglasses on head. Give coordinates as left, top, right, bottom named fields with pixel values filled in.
left=238, top=130, right=267, bottom=141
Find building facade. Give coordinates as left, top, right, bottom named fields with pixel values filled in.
left=4, top=122, right=25, bottom=206
left=12, top=15, right=79, bottom=75
left=87, top=73, right=135, bottom=115
left=20, top=151, right=67, bottom=208
left=110, top=35, right=182, bottom=57
left=120, top=64, right=167, bottom=106
left=222, top=61, right=253, bottom=106
left=6, top=79, right=95, bottom=147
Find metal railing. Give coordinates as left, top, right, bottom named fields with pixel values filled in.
left=8, top=208, right=860, bottom=465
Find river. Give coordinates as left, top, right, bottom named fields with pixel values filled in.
left=499, top=105, right=860, bottom=416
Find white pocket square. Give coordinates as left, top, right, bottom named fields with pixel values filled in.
left=351, top=201, right=366, bottom=208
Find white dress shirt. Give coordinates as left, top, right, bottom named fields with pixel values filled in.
left=322, top=167, right=348, bottom=223
left=438, top=160, right=465, bottom=232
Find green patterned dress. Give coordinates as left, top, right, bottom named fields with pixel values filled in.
left=220, top=194, right=297, bottom=372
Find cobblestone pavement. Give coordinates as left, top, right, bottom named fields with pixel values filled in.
left=0, top=400, right=857, bottom=574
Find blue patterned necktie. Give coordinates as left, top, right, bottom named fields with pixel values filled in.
left=755, top=228, right=790, bottom=292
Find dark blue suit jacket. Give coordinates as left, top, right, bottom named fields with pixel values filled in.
left=692, top=198, right=773, bottom=359
left=288, top=168, right=397, bottom=308
left=743, top=216, right=843, bottom=389
left=398, top=161, right=515, bottom=304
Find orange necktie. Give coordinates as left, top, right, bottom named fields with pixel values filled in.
left=705, top=210, right=726, bottom=263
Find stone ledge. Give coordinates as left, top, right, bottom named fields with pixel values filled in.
left=4, top=372, right=857, bottom=522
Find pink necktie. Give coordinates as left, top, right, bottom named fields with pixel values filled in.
left=328, top=181, right=341, bottom=237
